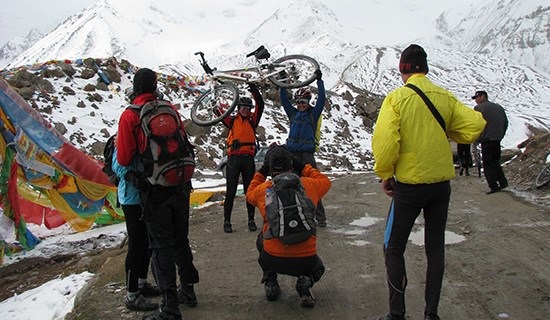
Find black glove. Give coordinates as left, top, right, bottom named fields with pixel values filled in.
left=291, top=154, right=306, bottom=174
left=314, top=69, right=322, bottom=81
left=124, top=171, right=149, bottom=191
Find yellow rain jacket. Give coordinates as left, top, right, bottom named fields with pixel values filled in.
left=372, top=74, right=486, bottom=184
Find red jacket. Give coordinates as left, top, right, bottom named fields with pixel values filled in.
left=246, top=165, right=331, bottom=257
left=116, top=93, right=185, bottom=166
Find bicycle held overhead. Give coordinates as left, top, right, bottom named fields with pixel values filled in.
left=191, top=45, right=320, bottom=126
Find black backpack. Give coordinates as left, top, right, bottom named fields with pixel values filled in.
left=130, top=100, right=195, bottom=187
left=264, top=172, right=317, bottom=244
left=102, top=134, right=119, bottom=185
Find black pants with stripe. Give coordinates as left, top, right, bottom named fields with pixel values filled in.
left=383, top=181, right=450, bottom=318
left=224, top=154, right=256, bottom=223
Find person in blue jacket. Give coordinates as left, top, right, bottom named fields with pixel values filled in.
left=279, top=69, right=328, bottom=226
left=112, top=143, right=160, bottom=312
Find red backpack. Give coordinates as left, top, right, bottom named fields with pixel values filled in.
left=130, top=100, right=195, bottom=187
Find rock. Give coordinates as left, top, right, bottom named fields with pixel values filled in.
left=54, top=122, right=67, bottom=135
left=18, top=87, right=35, bottom=100
left=80, top=68, right=97, bottom=79
left=59, top=62, right=76, bottom=77
left=63, top=86, right=76, bottom=95
left=84, top=84, right=96, bottom=92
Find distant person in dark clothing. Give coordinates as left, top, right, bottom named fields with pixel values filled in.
left=457, top=143, right=472, bottom=176
left=472, top=90, right=509, bottom=194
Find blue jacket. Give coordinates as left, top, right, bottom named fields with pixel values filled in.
left=112, top=148, right=140, bottom=205
left=280, top=79, right=325, bottom=153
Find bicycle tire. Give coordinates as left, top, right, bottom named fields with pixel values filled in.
left=268, top=54, right=320, bottom=89
left=191, top=84, right=239, bottom=126
left=534, top=162, right=550, bottom=189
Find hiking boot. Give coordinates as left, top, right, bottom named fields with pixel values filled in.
left=178, top=284, right=197, bottom=307
left=317, top=220, right=327, bottom=228
left=223, top=221, right=232, bottom=233
left=425, top=313, right=441, bottom=320
left=248, top=220, right=258, bottom=232
left=142, top=309, right=182, bottom=320
left=139, top=282, right=161, bottom=297
left=125, top=294, right=158, bottom=311
left=264, top=281, right=281, bottom=301
left=499, top=182, right=508, bottom=190
left=459, top=168, right=464, bottom=176
left=295, top=275, right=315, bottom=307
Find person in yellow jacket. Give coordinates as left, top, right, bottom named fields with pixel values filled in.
left=246, top=146, right=331, bottom=308
left=372, top=44, right=486, bottom=320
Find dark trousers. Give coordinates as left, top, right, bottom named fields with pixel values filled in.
left=457, top=144, right=472, bottom=168
left=122, top=204, right=150, bottom=293
left=143, top=185, right=199, bottom=313
left=481, top=140, right=508, bottom=190
left=256, top=233, right=325, bottom=284
left=224, top=154, right=256, bottom=222
left=290, top=152, right=326, bottom=223
left=384, top=181, right=450, bottom=317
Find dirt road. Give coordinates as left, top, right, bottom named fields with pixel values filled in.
left=3, top=172, right=549, bottom=320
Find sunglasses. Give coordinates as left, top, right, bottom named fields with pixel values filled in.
left=296, top=99, right=309, bottom=104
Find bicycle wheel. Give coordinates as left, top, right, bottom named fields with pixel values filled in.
left=535, top=163, right=550, bottom=189
left=268, top=54, right=319, bottom=89
left=191, top=84, right=239, bottom=126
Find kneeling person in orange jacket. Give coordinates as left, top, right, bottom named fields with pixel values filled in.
left=246, top=146, right=331, bottom=307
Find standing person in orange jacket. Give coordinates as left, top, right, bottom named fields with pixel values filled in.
left=218, top=84, right=264, bottom=233
left=246, top=146, right=331, bottom=308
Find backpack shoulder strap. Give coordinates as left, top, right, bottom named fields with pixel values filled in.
left=405, top=83, right=446, bottom=132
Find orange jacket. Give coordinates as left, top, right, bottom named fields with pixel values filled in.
left=246, top=165, right=331, bottom=257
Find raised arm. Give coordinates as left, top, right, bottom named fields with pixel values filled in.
left=279, top=87, right=297, bottom=118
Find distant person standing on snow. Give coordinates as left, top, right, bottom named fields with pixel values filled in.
left=472, top=90, right=509, bottom=194
left=372, top=44, right=486, bottom=320
left=279, top=69, right=328, bottom=227
left=457, top=143, right=472, bottom=176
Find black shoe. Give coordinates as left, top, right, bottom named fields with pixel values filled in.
left=125, top=294, right=158, bottom=311
left=317, top=221, right=327, bottom=228
left=223, top=221, right=232, bottom=233
left=248, top=220, right=258, bottom=232
left=178, top=284, right=197, bottom=307
left=425, top=313, right=441, bottom=320
left=295, top=275, right=315, bottom=307
left=264, top=281, right=281, bottom=301
left=139, top=282, right=161, bottom=297
left=499, top=182, right=508, bottom=190
left=142, top=309, right=182, bottom=320
left=459, top=168, right=464, bottom=176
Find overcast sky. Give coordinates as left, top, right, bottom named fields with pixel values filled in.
left=0, top=0, right=91, bottom=46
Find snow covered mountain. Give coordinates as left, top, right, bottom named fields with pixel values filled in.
left=0, top=29, right=44, bottom=69
left=2, top=0, right=550, bottom=171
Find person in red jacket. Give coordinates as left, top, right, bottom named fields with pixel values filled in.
left=246, top=146, right=331, bottom=307
left=117, top=68, right=199, bottom=320
left=218, top=84, right=264, bottom=233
